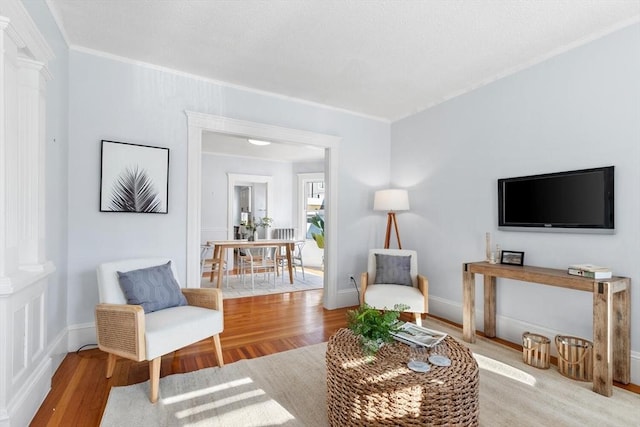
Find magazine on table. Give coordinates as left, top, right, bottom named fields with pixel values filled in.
left=391, top=322, right=447, bottom=347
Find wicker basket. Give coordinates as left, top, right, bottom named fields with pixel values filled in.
left=326, top=328, right=479, bottom=426
left=522, top=332, right=550, bottom=369
left=555, top=335, right=593, bottom=381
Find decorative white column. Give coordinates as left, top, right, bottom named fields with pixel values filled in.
left=0, top=1, right=55, bottom=426
left=17, top=57, right=49, bottom=271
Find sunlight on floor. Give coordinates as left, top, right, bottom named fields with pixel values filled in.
left=474, top=353, right=537, bottom=386
left=165, top=376, right=297, bottom=425
left=161, top=377, right=254, bottom=404
left=174, top=389, right=267, bottom=418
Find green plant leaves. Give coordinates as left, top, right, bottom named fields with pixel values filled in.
left=346, top=303, right=409, bottom=355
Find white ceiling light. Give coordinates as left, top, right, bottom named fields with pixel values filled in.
left=248, top=139, right=271, bottom=146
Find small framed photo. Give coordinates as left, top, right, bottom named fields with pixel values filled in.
left=500, top=250, right=524, bottom=266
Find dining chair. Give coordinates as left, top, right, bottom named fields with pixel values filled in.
left=239, top=246, right=278, bottom=289
left=279, top=240, right=305, bottom=282
left=201, top=243, right=228, bottom=288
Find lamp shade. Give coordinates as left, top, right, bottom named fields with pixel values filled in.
left=373, top=189, right=410, bottom=212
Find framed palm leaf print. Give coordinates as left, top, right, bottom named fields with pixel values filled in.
left=100, top=140, right=169, bottom=213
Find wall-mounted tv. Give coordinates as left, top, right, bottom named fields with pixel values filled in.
left=498, top=166, right=614, bottom=233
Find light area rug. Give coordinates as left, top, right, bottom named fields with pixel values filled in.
left=101, top=318, right=639, bottom=427
left=202, top=270, right=324, bottom=299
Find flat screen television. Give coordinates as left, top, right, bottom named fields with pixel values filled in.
left=498, top=166, right=614, bottom=233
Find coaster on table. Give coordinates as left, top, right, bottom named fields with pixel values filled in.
left=407, top=360, right=431, bottom=373
left=428, top=354, right=451, bottom=367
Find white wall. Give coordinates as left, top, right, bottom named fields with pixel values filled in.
left=201, top=153, right=296, bottom=242
left=66, top=50, right=390, bottom=327
left=391, top=24, right=640, bottom=381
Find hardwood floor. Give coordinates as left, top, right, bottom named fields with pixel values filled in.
left=30, top=289, right=353, bottom=427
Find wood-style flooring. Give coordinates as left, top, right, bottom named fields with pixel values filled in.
left=30, top=289, right=352, bottom=426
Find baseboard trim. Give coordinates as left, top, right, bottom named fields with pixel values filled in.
left=67, top=322, right=98, bottom=353
left=335, top=287, right=359, bottom=308
left=0, top=355, right=51, bottom=427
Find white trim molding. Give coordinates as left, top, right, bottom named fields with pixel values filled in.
left=0, top=3, right=55, bottom=426
left=185, top=112, right=341, bottom=308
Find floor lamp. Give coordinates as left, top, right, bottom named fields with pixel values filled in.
left=373, top=189, right=410, bottom=249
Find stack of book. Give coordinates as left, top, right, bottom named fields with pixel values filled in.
left=567, top=263, right=612, bottom=279
left=391, top=322, right=447, bottom=347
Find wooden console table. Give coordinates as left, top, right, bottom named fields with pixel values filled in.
left=462, top=261, right=630, bottom=397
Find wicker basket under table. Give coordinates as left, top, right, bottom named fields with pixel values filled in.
left=326, top=328, right=479, bottom=426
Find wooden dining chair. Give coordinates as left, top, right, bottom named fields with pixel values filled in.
left=201, top=243, right=228, bottom=288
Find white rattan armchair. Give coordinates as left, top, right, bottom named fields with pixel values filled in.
left=360, top=249, right=429, bottom=326
left=95, top=258, right=224, bottom=403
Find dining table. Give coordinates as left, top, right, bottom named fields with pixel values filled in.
left=207, top=239, right=296, bottom=287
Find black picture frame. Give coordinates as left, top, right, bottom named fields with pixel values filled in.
left=100, top=140, right=169, bottom=213
left=500, top=250, right=524, bottom=266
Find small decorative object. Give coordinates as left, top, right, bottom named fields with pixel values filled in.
left=347, top=303, right=408, bottom=356
left=257, top=216, right=273, bottom=239
left=485, top=232, right=491, bottom=261
left=310, top=213, right=324, bottom=248
left=100, top=140, right=169, bottom=213
left=428, top=354, right=451, bottom=367
left=245, top=218, right=258, bottom=241
left=500, top=250, right=524, bottom=266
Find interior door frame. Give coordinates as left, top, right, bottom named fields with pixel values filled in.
left=185, top=111, right=341, bottom=309
left=227, top=173, right=273, bottom=240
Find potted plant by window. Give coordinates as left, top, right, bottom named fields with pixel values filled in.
left=309, top=213, right=324, bottom=248
left=347, top=303, right=408, bottom=356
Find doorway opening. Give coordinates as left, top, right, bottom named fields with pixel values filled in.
left=186, top=112, right=341, bottom=309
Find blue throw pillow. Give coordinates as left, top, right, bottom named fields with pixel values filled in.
left=374, top=254, right=412, bottom=286
left=117, top=261, right=188, bottom=313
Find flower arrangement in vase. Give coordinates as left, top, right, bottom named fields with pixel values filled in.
left=257, top=216, right=273, bottom=239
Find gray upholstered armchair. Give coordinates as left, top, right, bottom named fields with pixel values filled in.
left=95, top=258, right=224, bottom=403
left=360, top=249, right=429, bottom=326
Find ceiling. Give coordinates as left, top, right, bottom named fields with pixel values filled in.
left=201, top=132, right=324, bottom=161
left=47, top=1, right=639, bottom=122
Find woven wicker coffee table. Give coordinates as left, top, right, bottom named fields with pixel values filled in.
left=326, top=328, right=479, bottom=426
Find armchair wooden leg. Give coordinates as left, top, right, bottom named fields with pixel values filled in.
left=106, top=353, right=117, bottom=378
left=149, top=357, right=161, bottom=403
left=414, top=313, right=423, bottom=327
left=213, top=334, right=224, bottom=367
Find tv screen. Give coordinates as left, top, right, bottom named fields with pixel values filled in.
left=498, top=166, right=614, bottom=233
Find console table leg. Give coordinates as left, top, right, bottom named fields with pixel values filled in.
left=484, top=276, right=496, bottom=338
left=613, top=282, right=631, bottom=384
left=593, top=281, right=613, bottom=397
left=463, top=264, right=476, bottom=343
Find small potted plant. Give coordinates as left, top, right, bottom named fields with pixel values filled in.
left=244, top=218, right=258, bottom=241
left=347, top=303, right=408, bottom=356
left=309, top=213, right=324, bottom=248
left=257, top=216, right=273, bottom=239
